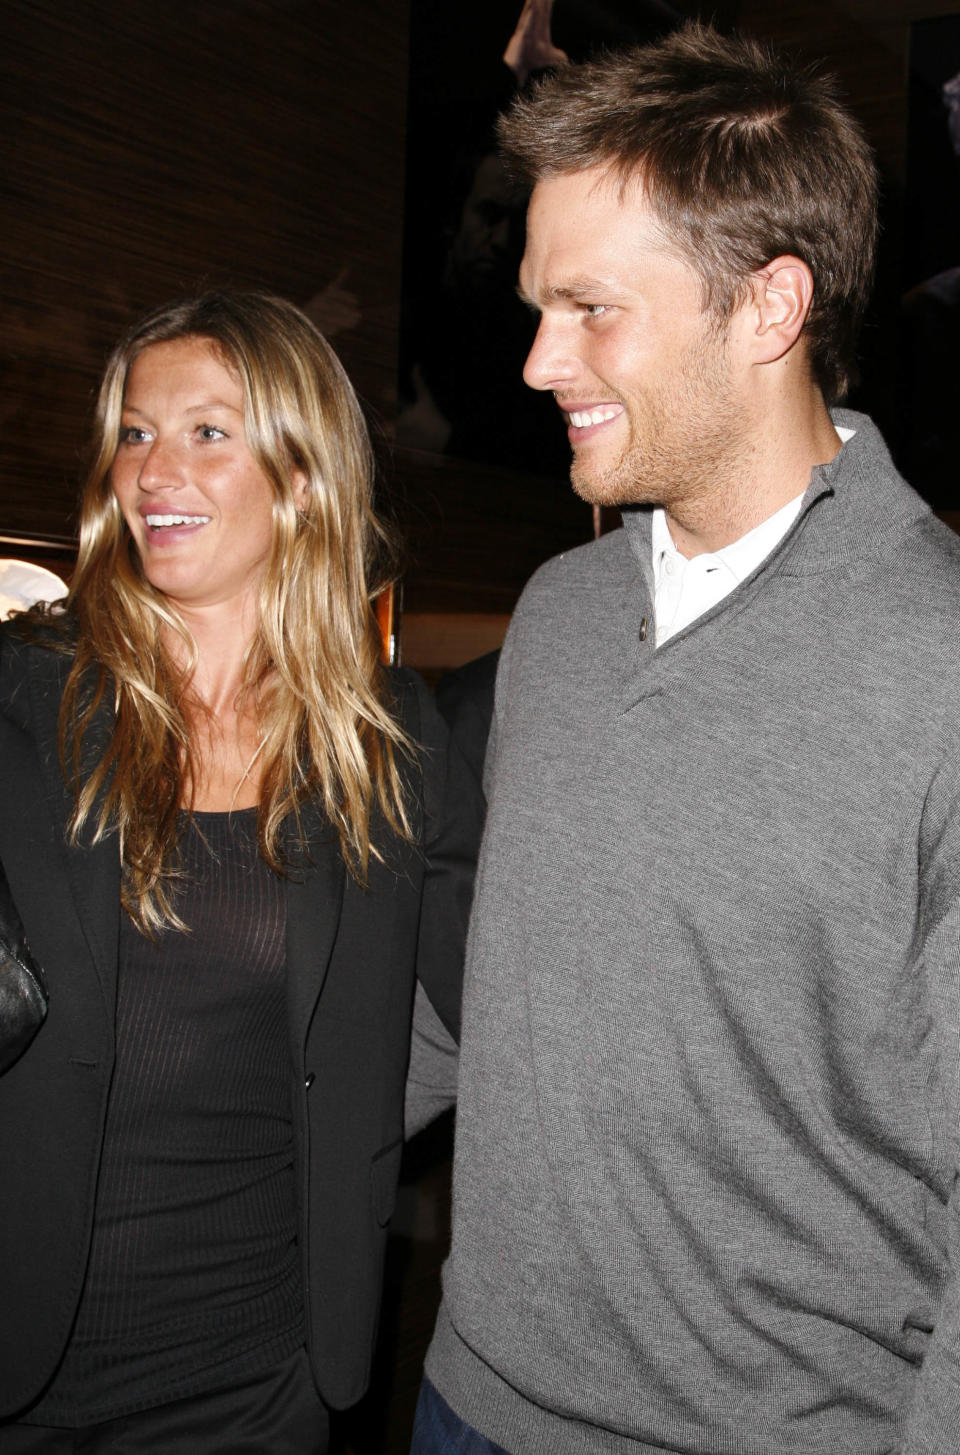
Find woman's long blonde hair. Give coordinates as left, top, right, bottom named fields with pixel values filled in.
left=59, top=290, right=410, bottom=933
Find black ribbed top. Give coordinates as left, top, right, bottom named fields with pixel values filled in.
left=29, top=809, right=303, bottom=1423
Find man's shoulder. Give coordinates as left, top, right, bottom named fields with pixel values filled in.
left=497, top=530, right=640, bottom=694
left=855, top=476, right=960, bottom=631
left=805, top=414, right=960, bottom=603
left=900, top=508, right=960, bottom=579
left=887, top=514, right=960, bottom=666
left=516, top=528, right=635, bottom=611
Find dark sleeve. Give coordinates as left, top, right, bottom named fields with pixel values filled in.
left=400, top=669, right=485, bottom=1044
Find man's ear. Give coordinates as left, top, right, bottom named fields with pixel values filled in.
left=749, top=255, right=814, bottom=364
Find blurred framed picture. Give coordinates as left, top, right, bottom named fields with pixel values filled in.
left=898, top=14, right=960, bottom=505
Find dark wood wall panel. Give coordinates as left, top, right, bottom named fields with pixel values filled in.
left=0, top=0, right=408, bottom=537
left=3, top=0, right=955, bottom=607
left=392, top=446, right=592, bottom=614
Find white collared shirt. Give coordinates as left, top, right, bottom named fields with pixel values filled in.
left=652, top=429, right=854, bottom=646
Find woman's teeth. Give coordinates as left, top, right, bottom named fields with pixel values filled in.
left=145, top=514, right=211, bottom=528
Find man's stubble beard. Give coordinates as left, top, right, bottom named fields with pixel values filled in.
left=568, top=335, right=747, bottom=515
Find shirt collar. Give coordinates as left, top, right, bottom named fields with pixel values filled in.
left=651, top=426, right=856, bottom=586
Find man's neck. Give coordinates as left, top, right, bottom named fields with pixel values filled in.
left=665, top=392, right=842, bottom=559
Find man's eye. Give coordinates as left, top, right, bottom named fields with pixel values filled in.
left=584, top=303, right=610, bottom=318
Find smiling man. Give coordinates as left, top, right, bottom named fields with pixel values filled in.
left=410, top=23, right=960, bottom=1455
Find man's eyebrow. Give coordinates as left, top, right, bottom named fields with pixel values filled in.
left=516, top=276, right=619, bottom=307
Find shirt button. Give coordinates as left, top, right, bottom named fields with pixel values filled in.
left=305, top=1072, right=315, bottom=1090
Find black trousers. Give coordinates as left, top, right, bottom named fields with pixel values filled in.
left=0, top=1348, right=329, bottom=1454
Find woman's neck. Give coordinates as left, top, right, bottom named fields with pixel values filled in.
left=163, top=604, right=266, bottom=812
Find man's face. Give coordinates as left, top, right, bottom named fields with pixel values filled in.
left=519, top=167, right=752, bottom=512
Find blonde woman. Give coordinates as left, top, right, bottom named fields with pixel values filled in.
left=0, top=292, right=479, bottom=1452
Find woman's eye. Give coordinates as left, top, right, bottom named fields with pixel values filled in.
left=197, top=425, right=227, bottom=442
left=119, top=426, right=149, bottom=445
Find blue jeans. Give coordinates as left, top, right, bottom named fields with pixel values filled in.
left=411, top=1378, right=511, bottom=1455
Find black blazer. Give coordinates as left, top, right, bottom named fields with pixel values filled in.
left=0, top=624, right=480, bottom=1417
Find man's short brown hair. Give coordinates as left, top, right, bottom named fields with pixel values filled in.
left=498, top=24, right=878, bottom=402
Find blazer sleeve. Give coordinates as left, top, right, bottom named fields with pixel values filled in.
left=401, top=669, right=486, bottom=1044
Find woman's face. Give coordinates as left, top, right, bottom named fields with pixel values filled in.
left=111, top=336, right=293, bottom=620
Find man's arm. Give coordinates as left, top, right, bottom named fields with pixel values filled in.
left=899, top=757, right=960, bottom=1451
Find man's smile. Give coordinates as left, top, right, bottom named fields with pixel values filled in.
left=560, top=403, right=625, bottom=441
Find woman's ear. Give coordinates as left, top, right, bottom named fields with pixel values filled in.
left=291, top=469, right=309, bottom=511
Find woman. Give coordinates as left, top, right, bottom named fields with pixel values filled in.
left=0, top=292, right=479, bottom=1451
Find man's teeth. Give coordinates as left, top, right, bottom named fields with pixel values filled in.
left=568, top=407, right=620, bottom=428
left=145, top=514, right=211, bottom=527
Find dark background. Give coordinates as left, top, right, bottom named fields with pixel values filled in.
left=3, top=0, right=960, bottom=622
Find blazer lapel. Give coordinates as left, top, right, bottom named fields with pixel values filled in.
left=12, top=639, right=346, bottom=1041
left=27, top=651, right=120, bottom=1010
left=284, top=802, right=345, bottom=1063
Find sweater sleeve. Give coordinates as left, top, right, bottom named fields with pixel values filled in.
left=902, top=1253, right=960, bottom=1453
left=405, top=979, right=460, bottom=1138
left=899, top=757, right=960, bottom=1452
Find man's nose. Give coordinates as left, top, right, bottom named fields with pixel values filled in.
left=523, top=317, right=579, bottom=393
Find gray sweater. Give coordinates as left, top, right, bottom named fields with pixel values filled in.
left=426, top=413, right=960, bottom=1453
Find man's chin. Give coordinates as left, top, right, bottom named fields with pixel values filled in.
left=570, top=458, right=636, bottom=510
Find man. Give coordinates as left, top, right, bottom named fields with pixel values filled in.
left=410, top=22, right=960, bottom=1455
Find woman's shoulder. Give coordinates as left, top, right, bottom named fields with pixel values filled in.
left=383, top=665, right=431, bottom=737
left=1, top=605, right=76, bottom=651
left=384, top=665, right=458, bottom=761
left=0, top=610, right=76, bottom=717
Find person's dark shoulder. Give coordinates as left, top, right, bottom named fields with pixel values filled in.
left=1, top=608, right=75, bottom=707
left=1, top=606, right=76, bottom=655
left=433, top=649, right=500, bottom=791
left=434, top=649, right=499, bottom=739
